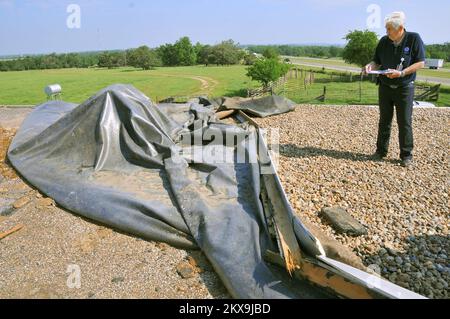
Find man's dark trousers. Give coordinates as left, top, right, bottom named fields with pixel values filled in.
left=376, top=82, right=415, bottom=160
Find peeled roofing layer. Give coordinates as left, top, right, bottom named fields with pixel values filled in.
left=8, top=84, right=329, bottom=299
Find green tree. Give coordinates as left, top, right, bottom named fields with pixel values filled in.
left=426, top=43, right=449, bottom=61
left=210, top=40, right=244, bottom=65
left=174, top=37, right=197, bottom=66
left=127, top=46, right=161, bottom=70
left=262, top=47, right=279, bottom=59
left=42, top=53, right=61, bottom=69
left=157, top=37, right=196, bottom=66
left=98, top=51, right=126, bottom=69
left=157, top=43, right=178, bottom=66
left=98, top=52, right=113, bottom=68
left=315, top=47, right=327, bottom=58
left=246, top=45, right=345, bottom=59
left=342, top=30, right=378, bottom=67
left=246, top=58, right=290, bottom=88
left=0, top=61, right=8, bottom=72
left=98, top=52, right=126, bottom=69
left=64, top=53, right=82, bottom=68
left=194, top=42, right=205, bottom=59
left=197, top=45, right=212, bottom=66
left=329, top=46, right=341, bottom=58
left=243, top=52, right=258, bottom=65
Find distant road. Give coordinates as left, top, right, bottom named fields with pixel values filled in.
left=288, top=59, right=450, bottom=86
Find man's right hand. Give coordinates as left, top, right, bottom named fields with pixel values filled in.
left=363, top=63, right=373, bottom=75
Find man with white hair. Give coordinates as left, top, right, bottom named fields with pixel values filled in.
left=364, top=12, right=425, bottom=167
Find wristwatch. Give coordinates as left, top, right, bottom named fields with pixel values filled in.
left=400, top=71, right=406, bottom=78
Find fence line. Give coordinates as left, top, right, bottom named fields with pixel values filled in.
left=154, top=67, right=441, bottom=104
left=248, top=67, right=441, bottom=104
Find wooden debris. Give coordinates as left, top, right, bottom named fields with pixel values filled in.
left=264, top=250, right=375, bottom=299
left=0, top=224, right=24, bottom=240
left=13, top=196, right=30, bottom=209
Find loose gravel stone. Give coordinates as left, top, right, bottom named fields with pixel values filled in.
left=257, top=105, right=450, bottom=299
left=1, top=105, right=448, bottom=299
left=320, top=206, right=367, bottom=236
left=176, top=261, right=196, bottom=279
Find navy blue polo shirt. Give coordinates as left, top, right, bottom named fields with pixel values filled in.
left=373, top=31, right=426, bottom=87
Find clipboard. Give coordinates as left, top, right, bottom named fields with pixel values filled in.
left=368, top=70, right=395, bottom=75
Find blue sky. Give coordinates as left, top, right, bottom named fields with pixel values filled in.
left=0, top=0, right=449, bottom=55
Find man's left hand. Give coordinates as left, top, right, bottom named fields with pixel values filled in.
left=386, top=69, right=402, bottom=79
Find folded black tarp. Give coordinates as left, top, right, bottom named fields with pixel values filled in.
left=210, top=95, right=297, bottom=118
left=8, top=84, right=328, bottom=298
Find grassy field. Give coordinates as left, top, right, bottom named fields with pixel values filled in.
left=285, top=80, right=450, bottom=107
left=281, top=67, right=450, bottom=107
left=0, top=65, right=448, bottom=107
left=0, top=66, right=259, bottom=105
left=283, top=80, right=378, bottom=105
left=286, top=56, right=450, bottom=80
left=285, top=56, right=359, bottom=68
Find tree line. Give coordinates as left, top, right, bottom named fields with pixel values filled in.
left=426, top=43, right=450, bottom=61
left=2, top=38, right=448, bottom=72
left=247, top=43, right=450, bottom=62
left=0, top=52, right=100, bottom=71
left=246, top=45, right=345, bottom=59
left=0, top=37, right=253, bottom=72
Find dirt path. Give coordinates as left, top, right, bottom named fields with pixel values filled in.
left=156, top=74, right=219, bottom=96
left=189, top=75, right=219, bottom=94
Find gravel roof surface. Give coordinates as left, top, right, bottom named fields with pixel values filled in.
left=1, top=105, right=448, bottom=299
left=256, top=104, right=449, bottom=299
